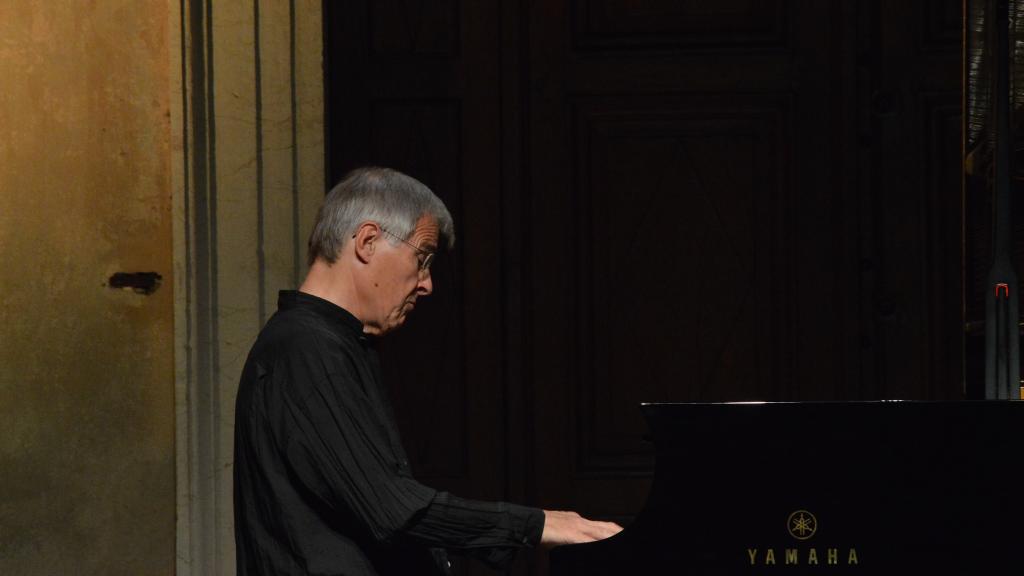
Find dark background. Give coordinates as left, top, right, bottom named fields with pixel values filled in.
left=324, top=1, right=974, bottom=574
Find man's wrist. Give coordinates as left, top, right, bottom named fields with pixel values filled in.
left=507, top=503, right=545, bottom=547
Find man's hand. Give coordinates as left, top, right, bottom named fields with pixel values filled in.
left=540, top=510, right=623, bottom=548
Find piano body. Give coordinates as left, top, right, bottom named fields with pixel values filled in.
left=550, top=401, right=1023, bottom=575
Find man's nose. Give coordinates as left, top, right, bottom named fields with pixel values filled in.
left=417, top=270, right=433, bottom=295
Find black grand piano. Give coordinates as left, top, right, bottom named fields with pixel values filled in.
left=550, top=401, right=1023, bottom=575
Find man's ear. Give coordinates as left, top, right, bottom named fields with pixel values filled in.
left=351, top=222, right=380, bottom=264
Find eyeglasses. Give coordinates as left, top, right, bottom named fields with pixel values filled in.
left=380, top=226, right=436, bottom=274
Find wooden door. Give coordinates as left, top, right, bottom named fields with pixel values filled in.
left=521, top=0, right=961, bottom=570
left=523, top=0, right=837, bottom=531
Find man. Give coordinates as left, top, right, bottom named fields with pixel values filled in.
left=234, top=167, right=621, bottom=575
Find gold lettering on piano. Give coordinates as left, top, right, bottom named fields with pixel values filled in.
left=744, top=547, right=860, bottom=567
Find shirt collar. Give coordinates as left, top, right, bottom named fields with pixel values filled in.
left=277, top=290, right=365, bottom=337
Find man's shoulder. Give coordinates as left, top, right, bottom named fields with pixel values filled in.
left=248, top=308, right=364, bottom=379
left=239, top=308, right=365, bottom=407
left=258, top=307, right=350, bottom=350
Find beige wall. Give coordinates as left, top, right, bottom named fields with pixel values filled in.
left=172, top=1, right=324, bottom=574
left=0, top=1, right=325, bottom=574
left=0, top=2, right=175, bottom=575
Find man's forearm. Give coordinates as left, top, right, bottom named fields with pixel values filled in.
left=399, top=491, right=544, bottom=568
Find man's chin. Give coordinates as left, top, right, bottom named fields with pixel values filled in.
left=380, top=314, right=407, bottom=335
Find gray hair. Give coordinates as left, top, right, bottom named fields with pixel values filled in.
left=307, top=166, right=455, bottom=265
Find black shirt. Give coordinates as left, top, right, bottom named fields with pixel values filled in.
left=234, top=291, right=544, bottom=575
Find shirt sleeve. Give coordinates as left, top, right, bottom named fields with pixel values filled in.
left=282, top=368, right=437, bottom=544
left=399, top=491, right=545, bottom=569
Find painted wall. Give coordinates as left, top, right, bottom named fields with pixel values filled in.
left=171, top=1, right=325, bottom=574
left=0, top=2, right=175, bottom=574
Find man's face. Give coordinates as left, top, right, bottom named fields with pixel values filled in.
left=366, top=215, right=438, bottom=335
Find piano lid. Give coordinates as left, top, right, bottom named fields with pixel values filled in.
left=550, top=401, right=1024, bottom=575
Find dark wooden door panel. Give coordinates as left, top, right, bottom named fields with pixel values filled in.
left=524, top=2, right=825, bottom=533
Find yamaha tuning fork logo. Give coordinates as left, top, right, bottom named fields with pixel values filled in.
left=787, top=510, right=817, bottom=540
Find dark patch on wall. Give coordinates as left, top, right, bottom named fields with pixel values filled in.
left=107, top=271, right=162, bottom=295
